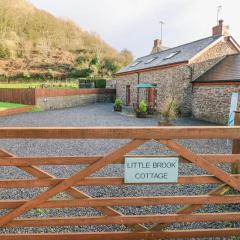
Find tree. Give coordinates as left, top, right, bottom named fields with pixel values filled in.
left=101, top=58, right=121, bottom=77
left=119, top=49, right=133, bottom=66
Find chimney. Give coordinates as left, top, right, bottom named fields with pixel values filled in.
left=212, top=20, right=229, bottom=36
left=151, top=39, right=162, bottom=54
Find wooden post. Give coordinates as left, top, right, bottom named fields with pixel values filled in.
left=231, top=111, right=240, bottom=174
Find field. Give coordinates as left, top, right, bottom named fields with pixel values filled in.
left=0, top=81, right=79, bottom=89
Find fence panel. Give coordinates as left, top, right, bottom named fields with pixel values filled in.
left=0, top=88, right=36, bottom=105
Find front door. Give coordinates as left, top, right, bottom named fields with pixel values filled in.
left=147, top=88, right=157, bottom=105
left=126, top=85, right=131, bottom=105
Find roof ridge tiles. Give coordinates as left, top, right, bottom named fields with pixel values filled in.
left=135, top=35, right=222, bottom=61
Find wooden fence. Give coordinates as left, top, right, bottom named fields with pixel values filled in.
left=0, top=125, right=240, bottom=239
left=0, top=88, right=116, bottom=105
left=0, top=88, right=36, bottom=105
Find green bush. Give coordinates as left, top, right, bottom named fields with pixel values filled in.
left=78, top=78, right=87, bottom=83
left=139, top=100, right=147, bottom=113
left=114, top=98, right=123, bottom=107
left=70, top=68, right=93, bottom=78
left=94, top=79, right=106, bottom=88
left=0, top=44, right=10, bottom=58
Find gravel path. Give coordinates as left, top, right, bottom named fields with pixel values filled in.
left=0, top=103, right=237, bottom=239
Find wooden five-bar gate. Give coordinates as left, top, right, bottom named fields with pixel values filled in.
left=0, top=125, right=240, bottom=239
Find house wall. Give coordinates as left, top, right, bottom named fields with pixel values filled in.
left=192, top=83, right=240, bottom=124
left=116, top=65, right=194, bottom=115
left=138, top=65, right=192, bottom=115
left=116, top=38, right=239, bottom=119
left=190, top=39, right=238, bottom=79
left=190, top=39, right=239, bottom=124
left=116, top=73, right=138, bottom=105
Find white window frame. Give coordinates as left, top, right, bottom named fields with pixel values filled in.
left=164, top=51, right=180, bottom=60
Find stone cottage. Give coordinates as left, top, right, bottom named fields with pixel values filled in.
left=115, top=20, right=240, bottom=123
left=192, top=53, right=240, bottom=123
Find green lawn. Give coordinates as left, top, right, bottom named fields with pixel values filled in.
left=0, top=83, right=42, bottom=88
left=0, top=102, right=27, bottom=110
left=0, top=101, right=41, bottom=113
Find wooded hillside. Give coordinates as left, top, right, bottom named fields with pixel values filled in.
left=0, top=0, right=132, bottom=80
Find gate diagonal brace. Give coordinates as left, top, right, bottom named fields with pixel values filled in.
left=0, top=143, right=147, bottom=231
left=150, top=139, right=233, bottom=232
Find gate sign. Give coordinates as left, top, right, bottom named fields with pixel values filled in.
left=228, top=93, right=239, bottom=126
left=124, top=157, right=179, bottom=183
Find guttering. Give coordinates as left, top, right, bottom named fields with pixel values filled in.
left=193, top=80, right=240, bottom=86
left=114, top=61, right=188, bottom=77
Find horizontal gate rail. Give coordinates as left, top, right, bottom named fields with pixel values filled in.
left=1, top=229, right=240, bottom=240
left=1, top=174, right=240, bottom=189
left=5, top=212, right=240, bottom=227
left=0, top=126, right=240, bottom=139
left=0, top=126, right=240, bottom=239
left=1, top=194, right=240, bottom=209
left=0, top=154, right=239, bottom=166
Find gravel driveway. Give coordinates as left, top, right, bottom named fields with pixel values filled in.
left=0, top=103, right=237, bottom=239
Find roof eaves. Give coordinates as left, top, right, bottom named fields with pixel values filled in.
left=115, top=60, right=188, bottom=77
left=228, top=36, right=240, bottom=52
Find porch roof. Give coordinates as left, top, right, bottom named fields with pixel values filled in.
left=135, top=83, right=156, bottom=88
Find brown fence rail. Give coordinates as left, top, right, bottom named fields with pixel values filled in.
left=35, top=88, right=115, bottom=98
left=0, top=126, right=240, bottom=239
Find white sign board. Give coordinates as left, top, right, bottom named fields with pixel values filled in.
left=124, top=157, right=179, bottom=183
left=228, top=93, right=239, bottom=126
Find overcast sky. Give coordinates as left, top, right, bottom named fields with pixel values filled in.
left=29, top=0, right=240, bottom=58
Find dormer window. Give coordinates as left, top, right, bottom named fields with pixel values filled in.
left=130, top=61, right=141, bottom=67
left=164, top=51, right=181, bottom=60
left=145, top=57, right=158, bottom=64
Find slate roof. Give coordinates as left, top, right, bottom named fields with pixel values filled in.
left=194, top=53, right=240, bottom=82
left=117, top=35, right=222, bottom=74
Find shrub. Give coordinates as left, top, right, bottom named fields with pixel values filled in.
left=94, top=79, right=106, bottom=88
left=161, top=97, right=179, bottom=121
left=0, top=44, right=10, bottom=58
left=78, top=78, right=87, bottom=83
left=114, top=98, right=123, bottom=107
left=70, top=68, right=93, bottom=78
left=139, top=100, right=147, bottom=113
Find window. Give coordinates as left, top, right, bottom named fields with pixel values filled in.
left=163, top=51, right=181, bottom=60
left=145, top=57, right=158, bottom=64
left=130, top=60, right=141, bottom=67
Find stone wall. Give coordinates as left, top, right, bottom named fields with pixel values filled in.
left=116, top=64, right=195, bottom=116
left=190, top=39, right=238, bottom=80
left=36, top=92, right=115, bottom=110
left=191, top=39, right=237, bottom=64
left=116, top=73, right=138, bottom=105
left=192, top=83, right=240, bottom=124
left=139, top=65, right=192, bottom=115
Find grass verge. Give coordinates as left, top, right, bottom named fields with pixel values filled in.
left=0, top=102, right=27, bottom=110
